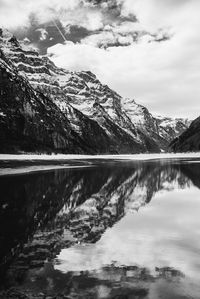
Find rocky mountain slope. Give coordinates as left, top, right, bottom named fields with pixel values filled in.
left=0, top=30, right=141, bottom=154
left=0, top=49, right=86, bottom=153
left=170, top=116, right=200, bottom=152
left=0, top=28, right=190, bottom=153
left=122, top=98, right=190, bottom=150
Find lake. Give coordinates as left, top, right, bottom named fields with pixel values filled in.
left=1, top=157, right=200, bottom=299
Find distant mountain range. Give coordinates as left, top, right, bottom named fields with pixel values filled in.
left=0, top=28, right=191, bottom=154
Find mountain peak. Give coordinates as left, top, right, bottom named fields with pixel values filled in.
left=0, top=28, right=13, bottom=39
left=0, top=28, right=190, bottom=154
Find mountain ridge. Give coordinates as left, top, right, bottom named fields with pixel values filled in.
left=170, top=116, right=200, bottom=152
left=0, top=28, right=190, bottom=154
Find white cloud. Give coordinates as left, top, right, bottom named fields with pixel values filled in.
left=48, top=0, right=200, bottom=119
left=36, top=28, right=48, bottom=41
left=81, top=21, right=149, bottom=48
left=58, top=5, right=104, bottom=31
left=48, top=42, right=106, bottom=73
left=0, top=0, right=89, bottom=29
left=112, top=21, right=143, bottom=34
left=118, top=0, right=192, bottom=32
left=81, top=30, right=134, bottom=48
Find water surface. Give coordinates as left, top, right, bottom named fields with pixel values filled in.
left=1, top=158, right=200, bottom=298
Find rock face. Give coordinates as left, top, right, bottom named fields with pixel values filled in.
left=0, top=32, right=118, bottom=154
left=0, top=50, right=82, bottom=153
left=156, top=116, right=191, bottom=141
left=122, top=98, right=191, bottom=150
left=170, top=116, right=200, bottom=152
left=0, top=28, right=190, bottom=153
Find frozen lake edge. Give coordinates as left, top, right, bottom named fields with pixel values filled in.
left=0, top=152, right=200, bottom=176
left=1, top=152, right=200, bottom=161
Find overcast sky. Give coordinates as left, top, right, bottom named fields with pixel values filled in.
left=0, top=0, right=200, bottom=119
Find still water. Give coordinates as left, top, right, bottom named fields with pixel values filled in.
left=1, top=158, right=200, bottom=298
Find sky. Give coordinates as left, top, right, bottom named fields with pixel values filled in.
left=0, top=0, right=199, bottom=119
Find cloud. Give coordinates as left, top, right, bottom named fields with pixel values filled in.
left=48, top=0, right=200, bottom=119
left=0, top=0, right=89, bottom=29
left=0, top=0, right=128, bottom=30
left=81, top=30, right=135, bottom=48
left=0, top=0, right=140, bottom=52
left=80, top=22, right=168, bottom=49
left=118, top=0, right=192, bottom=32
left=1, top=0, right=200, bottom=119
left=36, top=28, right=48, bottom=41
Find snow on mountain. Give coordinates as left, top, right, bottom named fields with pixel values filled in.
left=156, top=115, right=191, bottom=141
left=0, top=29, right=112, bottom=154
left=0, top=46, right=83, bottom=153
left=0, top=28, right=190, bottom=153
left=122, top=98, right=191, bottom=150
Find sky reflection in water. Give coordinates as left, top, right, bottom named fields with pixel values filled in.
left=57, top=188, right=200, bottom=277
left=1, top=159, right=200, bottom=298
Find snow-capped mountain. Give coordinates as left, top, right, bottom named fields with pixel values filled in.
left=0, top=28, right=190, bottom=153
left=122, top=98, right=191, bottom=150
left=0, top=46, right=84, bottom=153
left=156, top=115, right=191, bottom=142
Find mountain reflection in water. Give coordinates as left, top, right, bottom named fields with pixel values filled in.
left=1, top=159, right=200, bottom=299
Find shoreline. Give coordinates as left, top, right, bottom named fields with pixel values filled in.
left=1, top=152, right=200, bottom=161
left=0, top=153, right=200, bottom=176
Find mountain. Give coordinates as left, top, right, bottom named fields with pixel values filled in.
left=0, top=28, right=190, bottom=153
left=0, top=29, right=140, bottom=154
left=122, top=99, right=191, bottom=150
left=170, top=116, right=200, bottom=152
left=0, top=48, right=84, bottom=154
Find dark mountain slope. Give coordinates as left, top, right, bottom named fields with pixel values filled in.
left=0, top=49, right=113, bottom=154
left=170, top=116, right=200, bottom=152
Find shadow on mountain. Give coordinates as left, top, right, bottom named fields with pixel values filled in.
left=177, top=163, right=200, bottom=189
